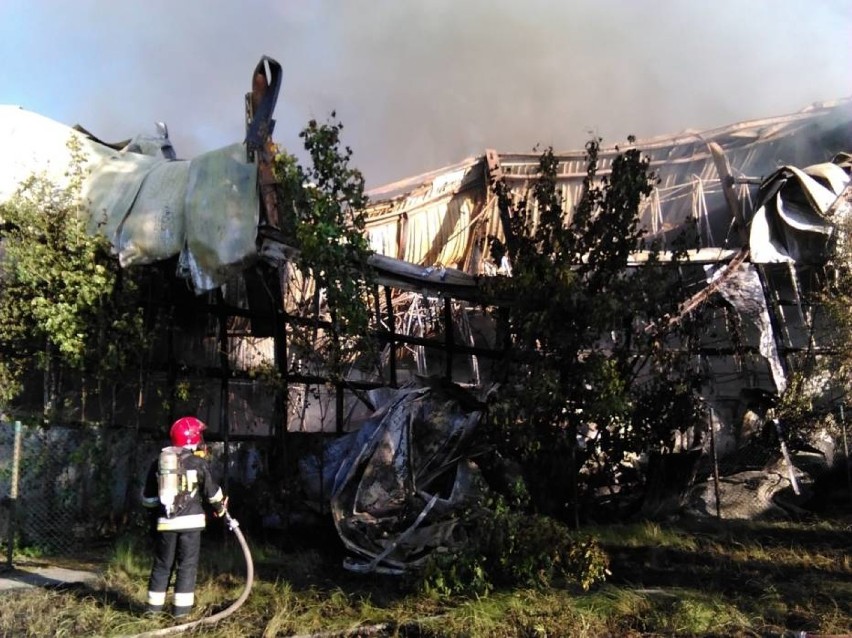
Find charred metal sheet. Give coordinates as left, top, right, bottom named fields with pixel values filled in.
left=245, top=56, right=282, bottom=157
left=749, top=159, right=850, bottom=264
left=299, top=380, right=489, bottom=573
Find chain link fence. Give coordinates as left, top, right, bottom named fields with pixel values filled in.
left=0, top=420, right=266, bottom=567
left=2, top=410, right=849, bottom=569
left=1, top=420, right=159, bottom=564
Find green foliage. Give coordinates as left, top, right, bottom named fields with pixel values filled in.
left=419, top=549, right=493, bottom=598
left=0, top=138, right=150, bottom=417
left=775, top=199, right=852, bottom=440
left=483, top=142, right=702, bottom=519
left=272, top=114, right=375, bottom=377
left=417, top=496, right=610, bottom=597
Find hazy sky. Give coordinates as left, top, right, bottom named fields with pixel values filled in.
left=2, top=0, right=850, bottom=188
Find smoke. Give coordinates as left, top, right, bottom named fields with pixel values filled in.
left=2, top=0, right=850, bottom=187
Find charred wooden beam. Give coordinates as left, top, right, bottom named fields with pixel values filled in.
left=707, top=141, right=749, bottom=245
left=644, top=247, right=750, bottom=335
left=245, top=56, right=283, bottom=232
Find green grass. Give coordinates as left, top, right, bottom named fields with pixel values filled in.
left=1, top=516, right=850, bottom=637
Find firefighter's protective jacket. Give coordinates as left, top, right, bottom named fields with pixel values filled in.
left=142, top=448, right=226, bottom=531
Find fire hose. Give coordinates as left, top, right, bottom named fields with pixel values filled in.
left=127, top=512, right=254, bottom=638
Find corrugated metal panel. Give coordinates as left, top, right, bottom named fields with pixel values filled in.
left=402, top=192, right=478, bottom=266
left=365, top=98, right=852, bottom=272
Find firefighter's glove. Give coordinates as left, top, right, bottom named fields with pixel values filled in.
left=213, top=496, right=229, bottom=518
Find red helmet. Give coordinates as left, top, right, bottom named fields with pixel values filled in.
left=170, top=416, right=206, bottom=447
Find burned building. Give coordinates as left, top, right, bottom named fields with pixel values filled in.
left=361, top=97, right=852, bottom=453
left=2, top=57, right=851, bottom=540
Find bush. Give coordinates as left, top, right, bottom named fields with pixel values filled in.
left=417, top=497, right=610, bottom=597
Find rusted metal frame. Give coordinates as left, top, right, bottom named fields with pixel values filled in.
left=644, top=247, right=750, bottom=335
left=257, top=143, right=284, bottom=230
left=485, top=148, right=520, bottom=261
left=385, top=286, right=398, bottom=387
left=216, top=289, right=231, bottom=492
left=268, top=262, right=289, bottom=473
left=443, top=297, right=454, bottom=380
left=245, top=56, right=283, bottom=233
left=244, top=57, right=293, bottom=460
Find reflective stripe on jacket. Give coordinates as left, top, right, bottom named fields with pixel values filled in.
left=156, top=513, right=207, bottom=531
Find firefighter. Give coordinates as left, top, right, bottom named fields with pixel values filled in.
left=142, top=416, right=228, bottom=617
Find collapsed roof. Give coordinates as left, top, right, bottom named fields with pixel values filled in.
left=363, top=98, right=852, bottom=273
left=3, top=96, right=849, bottom=299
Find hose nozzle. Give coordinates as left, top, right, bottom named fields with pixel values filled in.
left=224, top=512, right=240, bottom=531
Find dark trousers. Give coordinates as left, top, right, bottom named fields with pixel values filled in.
left=147, top=530, right=202, bottom=601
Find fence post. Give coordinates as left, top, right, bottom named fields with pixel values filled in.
left=5, top=421, right=22, bottom=569
left=841, top=405, right=851, bottom=501
left=708, top=407, right=722, bottom=519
